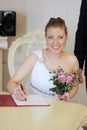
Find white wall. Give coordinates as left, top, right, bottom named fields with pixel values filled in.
left=0, top=0, right=82, bottom=51
left=1, top=0, right=87, bottom=105
left=26, top=0, right=81, bottom=53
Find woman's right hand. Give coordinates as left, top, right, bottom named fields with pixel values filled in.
left=13, top=85, right=28, bottom=101
left=7, top=80, right=28, bottom=101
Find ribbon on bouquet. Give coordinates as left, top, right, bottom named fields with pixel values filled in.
left=56, top=92, right=70, bottom=101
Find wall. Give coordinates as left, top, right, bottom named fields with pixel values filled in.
left=0, top=0, right=81, bottom=50
left=0, top=0, right=87, bottom=105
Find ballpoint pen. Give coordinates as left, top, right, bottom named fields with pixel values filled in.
left=20, top=84, right=27, bottom=101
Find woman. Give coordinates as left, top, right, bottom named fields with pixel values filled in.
left=7, top=17, right=79, bottom=101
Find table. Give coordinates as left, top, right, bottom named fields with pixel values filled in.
left=0, top=92, right=87, bottom=130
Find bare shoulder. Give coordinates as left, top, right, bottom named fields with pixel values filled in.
left=65, top=51, right=79, bottom=69
left=21, top=51, right=39, bottom=68
left=67, top=52, right=78, bottom=62
left=65, top=51, right=78, bottom=62
left=26, top=51, right=38, bottom=61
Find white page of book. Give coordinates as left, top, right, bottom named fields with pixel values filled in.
left=12, top=94, right=50, bottom=106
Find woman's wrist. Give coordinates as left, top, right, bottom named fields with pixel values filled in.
left=7, top=80, right=20, bottom=94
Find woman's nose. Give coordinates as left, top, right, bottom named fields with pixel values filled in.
left=54, top=39, right=58, bottom=45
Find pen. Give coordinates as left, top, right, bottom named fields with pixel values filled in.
left=20, top=84, right=27, bottom=101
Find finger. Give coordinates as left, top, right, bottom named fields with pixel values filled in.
left=15, top=90, right=26, bottom=101
left=14, top=87, right=27, bottom=101
left=79, top=78, right=84, bottom=83
left=20, top=90, right=27, bottom=100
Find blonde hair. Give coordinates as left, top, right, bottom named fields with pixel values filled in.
left=45, top=17, right=67, bottom=35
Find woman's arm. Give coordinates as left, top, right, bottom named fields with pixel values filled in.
left=69, top=83, right=78, bottom=99
left=7, top=52, right=38, bottom=100
left=69, top=55, right=79, bottom=99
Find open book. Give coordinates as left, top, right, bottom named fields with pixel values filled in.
left=12, top=94, right=50, bottom=106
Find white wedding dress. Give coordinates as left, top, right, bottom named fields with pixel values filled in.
left=30, top=49, right=56, bottom=98
left=28, top=50, right=84, bottom=130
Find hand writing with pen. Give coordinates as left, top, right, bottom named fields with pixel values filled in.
left=13, top=84, right=28, bottom=101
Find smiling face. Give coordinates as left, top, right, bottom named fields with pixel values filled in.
left=45, top=26, right=67, bottom=54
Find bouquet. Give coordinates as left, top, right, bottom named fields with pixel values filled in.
left=49, top=66, right=78, bottom=101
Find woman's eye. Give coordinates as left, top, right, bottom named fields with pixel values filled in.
left=48, top=36, right=53, bottom=39
left=58, top=36, right=63, bottom=39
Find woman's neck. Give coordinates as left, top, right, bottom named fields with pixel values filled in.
left=45, top=48, right=65, bottom=60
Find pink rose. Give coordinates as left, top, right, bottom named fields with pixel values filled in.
left=58, top=74, right=66, bottom=83
left=66, top=75, right=74, bottom=83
